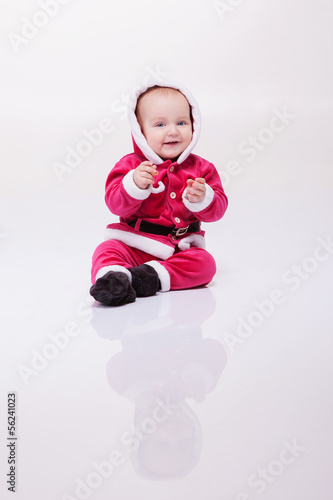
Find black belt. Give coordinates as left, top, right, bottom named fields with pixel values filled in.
left=127, top=219, right=200, bottom=237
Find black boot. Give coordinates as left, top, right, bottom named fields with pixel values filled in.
left=89, top=271, right=136, bottom=306
left=130, top=264, right=161, bottom=297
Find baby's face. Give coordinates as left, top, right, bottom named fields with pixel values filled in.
left=136, top=89, right=193, bottom=161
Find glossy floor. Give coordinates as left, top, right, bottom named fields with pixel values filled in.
left=1, top=190, right=332, bottom=500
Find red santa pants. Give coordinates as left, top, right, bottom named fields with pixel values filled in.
left=91, top=240, right=216, bottom=292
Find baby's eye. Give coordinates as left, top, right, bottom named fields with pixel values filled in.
left=178, top=121, right=186, bottom=126
left=155, top=123, right=165, bottom=127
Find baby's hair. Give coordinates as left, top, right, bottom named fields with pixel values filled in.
left=135, top=85, right=193, bottom=124
left=136, top=85, right=180, bottom=109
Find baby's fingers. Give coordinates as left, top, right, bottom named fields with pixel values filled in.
left=140, top=163, right=157, bottom=176
left=139, top=161, right=153, bottom=168
left=139, top=171, right=155, bottom=183
left=188, top=182, right=205, bottom=195
left=193, top=178, right=206, bottom=190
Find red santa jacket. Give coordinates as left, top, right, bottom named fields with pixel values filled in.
left=103, top=80, right=228, bottom=260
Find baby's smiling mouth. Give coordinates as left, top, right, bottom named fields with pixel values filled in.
left=164, top=140, right=179, bottom=145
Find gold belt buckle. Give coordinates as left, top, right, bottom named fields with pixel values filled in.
left=173, top=226, right=189, bottom=237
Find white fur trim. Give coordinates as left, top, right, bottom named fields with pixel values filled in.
left=122, top=169, right=152, bottom=200
left=151, top=181, right=166, bottom=194
left=182, top=183, right=215, bottom=213
left=145, top=260, right=171, bottom=292
left=104, top=228, right=175, bottom=260
left=177, top=234, right=206, bottom=251
left=96, top=265, right=132, bottom=282
left=127, top=79, right=202, bottom=165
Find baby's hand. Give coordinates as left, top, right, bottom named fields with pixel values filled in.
left=186, top=178, right=206, bottom=202
left=133, top=161, right=158, bottom=189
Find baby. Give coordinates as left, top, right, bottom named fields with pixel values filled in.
left=90, top=81, right=228, bottom=306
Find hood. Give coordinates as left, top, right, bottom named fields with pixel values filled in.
left=127, top=79, right=202, bottom=165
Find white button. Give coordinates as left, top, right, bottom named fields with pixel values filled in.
left=175, top=217, right=181, bottom=223
left=170, top=192, right=176, bottom=199
left=170, top=166, right=174, bottom=173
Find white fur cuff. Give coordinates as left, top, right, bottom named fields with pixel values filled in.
left=96, top=265, right=132, bottom=283
left=145, top=261, right=171, bottom=292
left=178, top=234, right=206, bottom=251
left=122, top=169, right=152, bottom=200
left=182, top=183, right=215, bottom=212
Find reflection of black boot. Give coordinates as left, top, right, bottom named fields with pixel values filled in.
left=130, top=264, right=161, bottom=297
left=90, top=271, right=136, bottom=306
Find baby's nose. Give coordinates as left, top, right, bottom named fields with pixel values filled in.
left=167, top=125, right=178, bottom=135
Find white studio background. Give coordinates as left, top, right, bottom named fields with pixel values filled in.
left=0, top=0, right=332, bottom=198
left=1, top=1, right=333, bottom=500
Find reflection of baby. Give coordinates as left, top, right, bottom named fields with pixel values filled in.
left=90, top=81, right=228, bottom=306
left=95, top=288, right=228, bottom=480
left=132, top=393, right=201, bottom=480
left=114, top=331, right=227, bottom=481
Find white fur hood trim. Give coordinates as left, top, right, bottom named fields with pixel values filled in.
left=127, top=79, right=202, bottom=165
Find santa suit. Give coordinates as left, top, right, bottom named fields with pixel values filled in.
left=91, top=80, right=228, bottom=292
